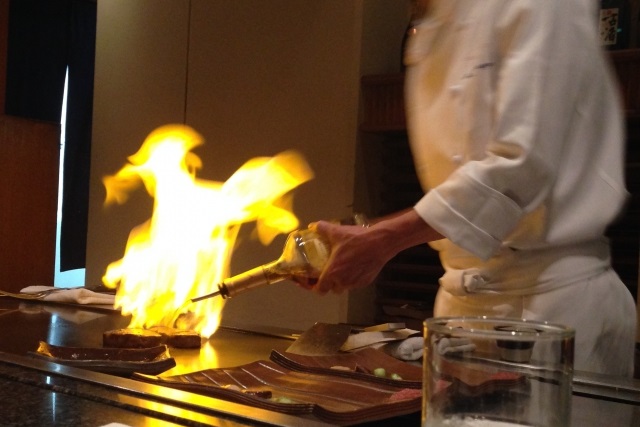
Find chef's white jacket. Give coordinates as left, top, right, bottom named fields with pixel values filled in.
left=405, top=0, right=636, bottom=375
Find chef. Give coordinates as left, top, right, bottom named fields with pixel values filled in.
left=307, top=0, right=637, bottom=376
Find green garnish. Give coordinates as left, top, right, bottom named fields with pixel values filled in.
left=373, top=367, right=387, bottom=377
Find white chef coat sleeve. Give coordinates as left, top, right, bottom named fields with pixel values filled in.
left=416, top=1, right=593, bottom=260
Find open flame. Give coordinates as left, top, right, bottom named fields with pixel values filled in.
left=102, top=124, right=313, bottom=337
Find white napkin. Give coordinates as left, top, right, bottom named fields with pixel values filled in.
left=379, top=336, right=424, bottom=361
left=436, top=337, right=476, bottom=355
left=340, top=328, right=420, bottom=352
left=20, top=286, right=115, bottom=305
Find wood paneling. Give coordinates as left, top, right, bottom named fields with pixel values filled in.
left=0, top=115, right=59, bottom=292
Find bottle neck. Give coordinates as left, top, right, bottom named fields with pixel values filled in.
left=217, top=214, right=366, bottom=299
left=219, top=259, right=285, bottom=298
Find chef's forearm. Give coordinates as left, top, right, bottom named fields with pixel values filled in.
left=369, top=208, right=443, bottom=258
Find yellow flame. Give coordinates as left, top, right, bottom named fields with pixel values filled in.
left=102, top=124, right=313, bottom=337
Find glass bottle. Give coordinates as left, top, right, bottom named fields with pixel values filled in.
left=192, top=214, right=368, bottom=301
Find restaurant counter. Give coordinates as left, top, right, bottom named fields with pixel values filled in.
left=0, top=297, right=638, bottom=426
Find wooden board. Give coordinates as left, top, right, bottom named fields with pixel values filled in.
left=0, top=115, right=60, bottom=291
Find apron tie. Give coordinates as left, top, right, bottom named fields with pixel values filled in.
left=439, top=268, right=490, bottom=296
left=437, top=239, right=611, bottom=296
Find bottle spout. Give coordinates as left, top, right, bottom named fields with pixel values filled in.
left=190, top=263, right=271, bottom=302
left=191, top=289, right=222, bottom=302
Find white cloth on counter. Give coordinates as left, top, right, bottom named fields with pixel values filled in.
left=379, top=336, right=424, bottom=361
left=374, top=335, right=475, bottom=361
left=340, top=327, right=425, bottom=361
left=20, top=286, right=115, bottom=305
left=340, top=328, right=420, bottom=352
left=436, top=337, right=476, bottom=355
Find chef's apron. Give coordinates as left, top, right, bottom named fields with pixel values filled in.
left=432, top=237, right=637, bottom=376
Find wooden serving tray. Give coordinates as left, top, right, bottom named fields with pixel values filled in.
left=133, top=348, right=423, bottom=425
left=30, top=341, right=176, bottom=376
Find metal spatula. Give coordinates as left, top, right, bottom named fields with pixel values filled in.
left=286, top=322, right=353, bottom=355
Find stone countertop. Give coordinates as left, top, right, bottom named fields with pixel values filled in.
left=0, top=356, right=190, bottom=426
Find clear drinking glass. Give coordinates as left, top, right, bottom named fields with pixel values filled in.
left=422, top=317, right=575, bottom=427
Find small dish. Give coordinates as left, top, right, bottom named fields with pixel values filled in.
left=494, top=325, right=540, bottom=363
left=29, top=341, right=176, bottom=376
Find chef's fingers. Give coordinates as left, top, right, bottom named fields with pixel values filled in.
left=311, top=220, right=374, bottom=295
left=313, top=268, right=333, bottom=295
left=290, top=275, right=317, bottom=291
left=308, top=220, right=327, bottom=236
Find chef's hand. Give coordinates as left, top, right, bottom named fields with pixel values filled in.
left=304, top=220, right=392, bottom=295
left=295, top=209, right=443, bottom=295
